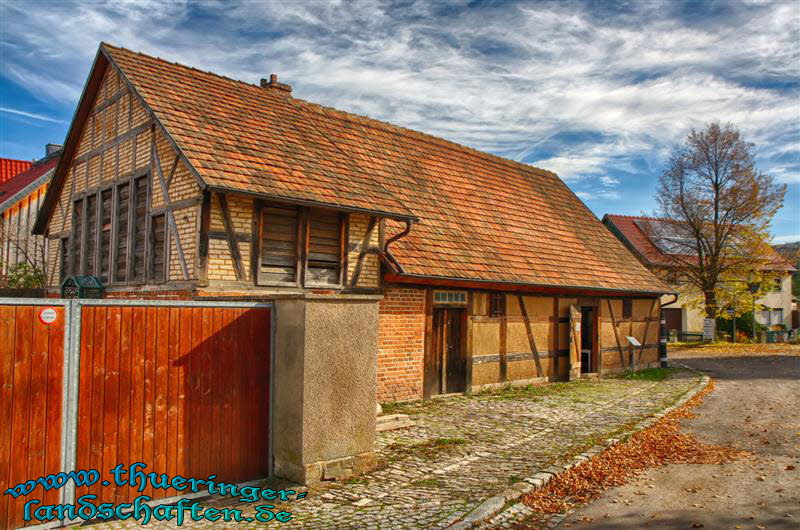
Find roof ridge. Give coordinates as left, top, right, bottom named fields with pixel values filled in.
left=101, top=42, right=266, bottom=92
left=102, top=42, right=559, bottom=181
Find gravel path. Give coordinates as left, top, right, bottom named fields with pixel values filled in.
left=552, top=353, right=800, bottom=529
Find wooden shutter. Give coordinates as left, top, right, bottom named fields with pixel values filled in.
left=259, top=204, right=299, bottom=285
left=114, top=182, right=130, bottom=282
left=71, top=198, right=84, bottom=275
left=98, top=189, right=113, bottom=283
left=131, top=176, right=148, bottom=281
left=306, top=208, right=342, bottom=286
left=59, top=238, right=69, bottom=282
left=150, top=214, right=166, bottom=282
left=85, top=194, right=97, bottom=275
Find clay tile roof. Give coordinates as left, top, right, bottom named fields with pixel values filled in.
left=85, top=44, right=670, bottom=294
left=604, top=214, right=796, bottom=273
left=0, top=158, right=32, bottom=185
left=0, top=155, right=58, bottom=213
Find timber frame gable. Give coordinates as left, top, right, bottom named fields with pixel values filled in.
left=35, top=45, right=391, bottom=295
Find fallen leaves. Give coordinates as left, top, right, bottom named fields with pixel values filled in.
left=521, top=380, right=749, bottom=516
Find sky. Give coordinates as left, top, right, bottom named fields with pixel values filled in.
left=1, top=0, right=798, bottom=241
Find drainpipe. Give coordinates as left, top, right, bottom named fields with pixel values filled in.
left=659, top=293, right=679, bottom=367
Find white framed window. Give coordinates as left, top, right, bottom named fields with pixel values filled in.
left=433, top=290, right=467, bottom=306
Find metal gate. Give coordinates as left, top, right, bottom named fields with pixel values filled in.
left=0, top=299, right=273, bottom=530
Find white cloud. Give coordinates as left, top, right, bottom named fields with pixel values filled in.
left=772, top=234, right=800, bottom=244
left=0, top=106, right=66, bottom=123
left=0, top=0, right=797, bottom=188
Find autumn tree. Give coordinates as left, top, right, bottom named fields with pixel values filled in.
left=652, top=121, right=786, bottom=319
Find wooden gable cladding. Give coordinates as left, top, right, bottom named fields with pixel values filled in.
left=202, top=192, right=380, bottom=291
left=44, top=64, right=201, bottom=289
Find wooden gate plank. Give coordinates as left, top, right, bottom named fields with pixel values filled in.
left=0, top=306, right=16, bottom=530
left=44, top=307, right=64, bottom=512
left=101, top=307, right=121, bottom=503
left=115, top=306, right=133, bottom=505
left=9, top=306, right=33, bottom=530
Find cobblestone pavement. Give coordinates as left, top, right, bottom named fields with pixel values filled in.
left=88, top=370, right=699, bottom=529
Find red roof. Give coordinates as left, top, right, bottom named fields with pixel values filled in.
left=0, top=158, right=32, bottom=185
left=40, top=43, right=672, bottom=295
left=603, top=214, right=796, bottom=273
left=0, top=156, right=58, bottom=212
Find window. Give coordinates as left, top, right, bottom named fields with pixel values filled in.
left=114, top=182, right=130, bottom=282
left=59, top=238, right=69, bottom=282
left=85, top=194, right=97, bottom=275
left=71, top=198, right=84, bottom=275
left=131, top=176, right=148, bottom=281
left=773, top=277, right=783, bottom=292
left=306, top=208, right=343, bottom=286
left=771, top=308, right=784, bottom=326
left=150, top=214, right=166, bottom=282
left=98, top=189, right=112, bottom=282
left=259, top=204, right=300, bottom=285
left=433, top=291, right=467, bottom=305
left=65, top=172, right=156, bottom=285
left=489, top=292, right=506, bottom=317
left=622, top=299, right=633, bottom=319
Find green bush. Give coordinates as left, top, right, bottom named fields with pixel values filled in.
left=4, top=262, right=46, bottom=288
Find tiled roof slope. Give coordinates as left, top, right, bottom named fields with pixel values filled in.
left=103, top=44, right=668, bottom=294
left=604, top=214, right=796, bottom=273
left=0, top=155, right=58, bottom=212
left=0, top=158, right=32, bottom=185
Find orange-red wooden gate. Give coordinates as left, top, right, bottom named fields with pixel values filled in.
left=0, top=303, right=65, bottom=530
left=75, top=304, right=272, bottom=504
left=0, top=300, right=272, bottom=529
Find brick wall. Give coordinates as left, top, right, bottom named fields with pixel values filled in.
left=377, top=286, right=425, bottom=402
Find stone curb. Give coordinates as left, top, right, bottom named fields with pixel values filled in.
left=446, top=371, right=711, bottom=529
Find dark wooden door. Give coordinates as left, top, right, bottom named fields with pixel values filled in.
left=663, top=308, right=682, bottom=333
left=425, top=308, right=466, bottom=397
left=567, top=305, right=581, bottom=380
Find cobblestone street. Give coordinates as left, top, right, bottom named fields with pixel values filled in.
left=90, top=370, right=699, bottom=529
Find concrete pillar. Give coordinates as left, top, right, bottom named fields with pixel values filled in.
left=272, top=295, right=380, bottom=484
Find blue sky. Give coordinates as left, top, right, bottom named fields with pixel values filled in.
left=1, top=0, right=798, bottom=241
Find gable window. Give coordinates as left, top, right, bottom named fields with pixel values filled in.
left=149, top=213, right=167, bottom=282
left=489, top=292, right=506, bottom=317
left=258, top=204, right=300, bottom=286
left=622, top=299, right=633, bottom=319
left=98, top=189, right=113, bottom=283
left=65, top=171, right=158, bottom=285
left=305, top=208, right=344, bottom=286
left=71, top=198, right=84, bottom=275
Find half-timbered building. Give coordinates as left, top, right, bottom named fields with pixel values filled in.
left=33, top=43, right=671, bottom=485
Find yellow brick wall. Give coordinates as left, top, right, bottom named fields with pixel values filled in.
left=207, top=193, right=253, bottom=283
left=347, top=213, right=380, bottom=288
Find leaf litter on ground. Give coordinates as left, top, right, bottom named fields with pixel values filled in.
left=520, top=379, right=749, bottom=517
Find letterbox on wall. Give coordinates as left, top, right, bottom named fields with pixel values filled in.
left=60, top=275, right=104, bottom=299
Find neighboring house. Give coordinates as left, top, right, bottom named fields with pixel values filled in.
left=0, top=146, right=60, bottom=281
left=0, top=157, right=32, bottom=185
left=33, top=43, right=669, bottom=485
left=603, top=214, right=796, bottom=334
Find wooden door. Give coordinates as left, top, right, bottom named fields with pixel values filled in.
left=75, top=305, right=271, bottom=505
left=567, top=305, right=582, bottom=380
left=663, top=308, right=682, bottom=333
left=0, top=305, right=65, bottom=530
left=425, top=308, right=466, bottom=397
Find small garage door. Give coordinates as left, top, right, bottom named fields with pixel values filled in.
left=75, top=304, right=271, bottom=504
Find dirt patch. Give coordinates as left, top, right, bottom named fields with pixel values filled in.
left=519, top=380, right=748, bottom=520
